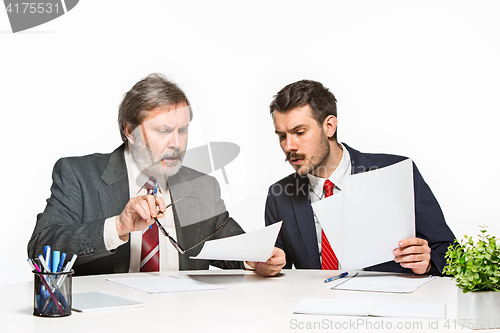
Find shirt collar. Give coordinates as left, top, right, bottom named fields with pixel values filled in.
left=307, top=143, right=351, bottom=198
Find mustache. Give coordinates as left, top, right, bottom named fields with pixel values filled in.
left=159, top=148, right=184, bottom=161
left=286, top=152, right=306, bottom=162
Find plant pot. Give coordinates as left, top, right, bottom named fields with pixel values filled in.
left=457, top=289, right=500, bottom=329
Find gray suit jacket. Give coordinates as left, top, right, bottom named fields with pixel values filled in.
left=28, top=145, right=245, bottom=276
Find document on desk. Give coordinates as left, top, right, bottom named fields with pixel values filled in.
left=327, top=273, right=435, bottom=293
left=190, top=221, right=282, bottom=262
left=72, top=291, right=144, bottom=312
left=311, top=159, right=415, bottom=270
left=106, top=276, right=224, bottom=294
left=294, top=298, right=446, bottom=319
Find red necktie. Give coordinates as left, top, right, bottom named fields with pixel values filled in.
left=321, top=179, right=339, bottom=270
left=140, top=178, right=159, bottom=272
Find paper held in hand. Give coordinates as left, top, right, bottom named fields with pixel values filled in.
left=190, top=221, right=282, bottom=262
left=311, top=159, right=415, bottom=270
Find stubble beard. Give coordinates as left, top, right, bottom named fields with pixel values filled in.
left=287, top=133, right=331, bottom=176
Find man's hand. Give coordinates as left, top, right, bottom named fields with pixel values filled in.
left=393, top=237, right=432, bottom=274
left=249, top=247, right=286, bottom=277
left=115, top=195, right=166, bottom=241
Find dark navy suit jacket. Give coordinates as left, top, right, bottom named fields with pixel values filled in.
left=265, top=144, right=455, bottom=275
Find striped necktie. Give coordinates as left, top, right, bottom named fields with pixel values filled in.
left=321, top=179, right=339, bottom=270
left=140, top=178, right=159, bottom=272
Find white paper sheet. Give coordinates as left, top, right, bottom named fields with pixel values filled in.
left=294, top=298, right=446, bottom=319
left=72, top=291, right=144, bottom=312
left=190, top=221, right=282, bottom=262
left=106, top=275, right=224, bottom=294
left=294, top=298, right=374, bottom=316
left=311, top=159, right=415, bottom=270
left=327, top=273, right=435, bottom=293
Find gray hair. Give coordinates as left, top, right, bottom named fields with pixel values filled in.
left=118, top=73, right=193, bottom=142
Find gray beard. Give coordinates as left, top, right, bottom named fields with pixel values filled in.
left=130, top=131, right=183, bottom=179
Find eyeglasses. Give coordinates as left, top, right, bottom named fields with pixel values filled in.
left=155, top=215, right=226, bottom=254
left=153, top=195, right=227, bottom=254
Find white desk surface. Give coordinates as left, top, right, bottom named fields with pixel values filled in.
left=0, top=269, right=482, bottom=332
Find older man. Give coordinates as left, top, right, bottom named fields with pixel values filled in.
left=28, top=73, right=284, bottom=276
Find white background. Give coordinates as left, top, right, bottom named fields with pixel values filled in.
left=1, top=0, right=499, bottom=286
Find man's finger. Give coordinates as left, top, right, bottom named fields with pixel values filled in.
left=394, top=245, right=429, bottom=256
left=266, top=247, right=286, bottom=265
left=267, top=257, right=285, bottom=266
left=156, top=196, right=166, bottom=212
left=134, top=200, right=153, bottom=221
left=144, top=195, right=158, bottom=217
left=400, top=261, right=431, bottom=274
left=395, top=252, right=430, bottom=263
left=398, top=237, right=427, bottom=248
left=256, top=265, right=278, bottom=277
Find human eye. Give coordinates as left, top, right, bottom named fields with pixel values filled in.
left=156, top=127, right=172, bottom=134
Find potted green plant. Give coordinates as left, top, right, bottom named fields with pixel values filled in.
left=443, top=225, right=500, bottom=329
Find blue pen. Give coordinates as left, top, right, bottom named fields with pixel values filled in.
left=149, top=180, right=159, bottom=229
left=52, top=251, right=60, bottom=274
left=56, top=253, right=66, bottom=273
left=324, top=272, right=348, bottom=283
left=44, top=246, right=51, bottom=272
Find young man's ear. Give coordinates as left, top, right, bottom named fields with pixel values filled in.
left=323, top=115, right=338, bottom=139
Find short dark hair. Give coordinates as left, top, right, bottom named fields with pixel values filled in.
left=269, top=79, right=338, bottom=140
left=118, top=73, right=193, bottom=142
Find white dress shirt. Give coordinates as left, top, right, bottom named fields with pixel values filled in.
left=307, top=144, right=351, bottom=267
left=103, top=145, right=179, bottom=271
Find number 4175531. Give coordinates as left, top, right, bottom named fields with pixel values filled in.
left=5, top=2, right=60, bottom=14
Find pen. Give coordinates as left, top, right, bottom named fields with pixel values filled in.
left=44, top=245, right=51, bottom=272
left=52, top=251, right=60, bottom=274
left=330, top=272, right=359, bottom=290
left=149, top=180, right=159, bottom=229
left=324, top=272, right=348, bottom=283
left=57, top=254, right=77, bottom=288
left=64, top=254, right=77, bottom=273
left=38, top=254, right=53, bottom=275
left=56, top=253, right=66, bottom=273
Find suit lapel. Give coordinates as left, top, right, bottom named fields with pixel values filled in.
left=97, top=144, right=131, bottom=273
left=167, top=168, right=199, bottom=228
left=290, top=174, right=321, bottom=267
left=98, top=145, right=129, bottom=217
left=343, top=143, right=372, bottom=175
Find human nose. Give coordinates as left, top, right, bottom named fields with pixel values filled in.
left=167, top=130, right=180, bottom=149
left=284, top=135, right=297, bottom=153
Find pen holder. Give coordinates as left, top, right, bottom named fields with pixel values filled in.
left=33, top=270, right=73, bottom=317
